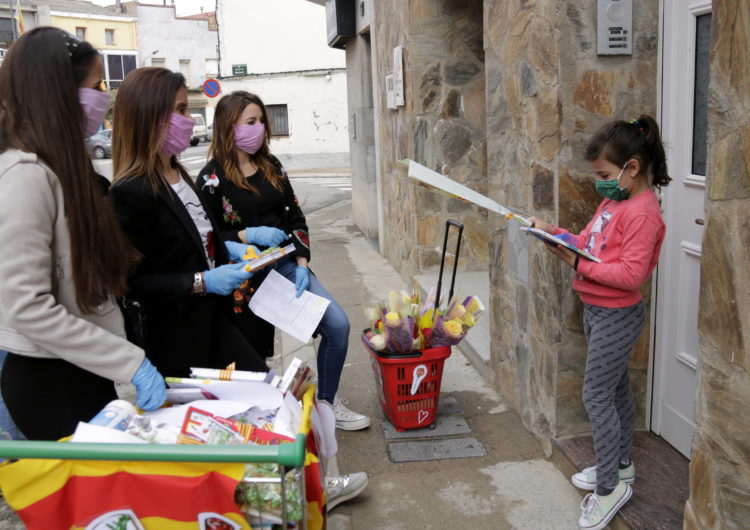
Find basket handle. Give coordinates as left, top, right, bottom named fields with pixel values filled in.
left=435, top=219, right=463, bottom=311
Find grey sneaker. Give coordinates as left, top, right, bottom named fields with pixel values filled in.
left=578, top=480, right=632, bottom=530
left=326, top=472, right=368, bottom=511
left=571, top=463, right=635, bottom=490
left=333, top=396, right=371, bottom=431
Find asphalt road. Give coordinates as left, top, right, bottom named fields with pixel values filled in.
left=92, top=143, right=352, bottom=214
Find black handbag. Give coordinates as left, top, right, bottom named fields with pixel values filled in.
left=119, top=297, right=147, bottom=348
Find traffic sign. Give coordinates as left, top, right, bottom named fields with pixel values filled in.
left=202, top=78, right=221, bottom=98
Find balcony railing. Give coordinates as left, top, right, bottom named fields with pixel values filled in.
left=0, top=31, right=15, bottom=50
left=106, top=80, right=123, bottom=90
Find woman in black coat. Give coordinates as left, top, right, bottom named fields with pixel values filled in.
left=110, top=68, right=267, bottom=378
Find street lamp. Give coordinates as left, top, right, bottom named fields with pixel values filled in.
left=141, top=50, right=159, bottom=66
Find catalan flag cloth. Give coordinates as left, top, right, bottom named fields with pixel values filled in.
left=0, top=386, right=326, bottom=530
left=0, top=457, right=250, bottom=529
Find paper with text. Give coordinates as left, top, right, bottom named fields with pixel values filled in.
left=249, top=269, right=330, bottom=343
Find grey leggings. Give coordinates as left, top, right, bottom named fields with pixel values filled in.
left=582, top=301, right=646, bottom=494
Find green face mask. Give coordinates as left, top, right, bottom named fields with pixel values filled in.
left=595, top=164, right=630, bottom=201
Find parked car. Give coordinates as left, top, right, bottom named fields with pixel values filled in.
left=0, top=48, right=7, bottom=66
left=190, top=113, right=208, bottom=146
left=85, top=129, right=112, bottom=159
left=206, top=123, right=213, bottom=142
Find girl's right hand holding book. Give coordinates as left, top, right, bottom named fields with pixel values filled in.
left=529, top=216, right=555, bottom=234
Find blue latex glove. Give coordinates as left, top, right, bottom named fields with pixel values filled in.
left=131, top=357, right=167, bottom=411
left=245, top=226, right=287, bottom=248
left=204, top=262, right=254, bottom=295
left=225, top=241, right=260, bottom=262
left=294, top=266, right=310, bottom=298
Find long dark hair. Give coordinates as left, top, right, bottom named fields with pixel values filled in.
left=0, top=27, right=137, bottom=312
left=584, top=114, right=671, bottom=188
left=209, top=91, right=283, bottom=194
left=112, top=67, right=188, bottom=191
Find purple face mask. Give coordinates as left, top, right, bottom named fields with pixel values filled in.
left=161, top=113, right=195, bottom=156
left=234, top=124, right=265, bottom=155
left=78, top=88, right=110, bottom=137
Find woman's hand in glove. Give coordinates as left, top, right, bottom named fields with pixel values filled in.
left=204, top=262, right=254, bottom=295
left=225, top=241, right=259, bottom=262
left=131, top=357, right=167, bottom=411
left=294, top=266, right=309, bottom=298
left=244, top=226, right=287, bottom=247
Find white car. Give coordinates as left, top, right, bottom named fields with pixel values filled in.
left=0, top=48, right=7, bottom=66
left=190, top=113, right=208, bottom=146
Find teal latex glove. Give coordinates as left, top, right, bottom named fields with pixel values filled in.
left=245, top=226, right=287, bottom=247
left=131, top=357, right=167, bottom=411
left=225, top=241, right=259, bottom=262
left=294, top=266, right=309, bottom=298
left=204, top=262, right=254, bottom=295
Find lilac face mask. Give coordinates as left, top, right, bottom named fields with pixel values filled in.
left=78, top=88, right=110, bottom=137
left=161, top=113, right=195, bottom=156
left=234, top=124, right=265, bottom=155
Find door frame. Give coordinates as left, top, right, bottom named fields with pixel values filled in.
left=649, top=0, right=711, bottom=443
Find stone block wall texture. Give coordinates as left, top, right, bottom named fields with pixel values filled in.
left=484, top=0, right=659, bottom=439
left=374, top=0, right=488, bottom=281
left=685, top=1, right=750, bottom=527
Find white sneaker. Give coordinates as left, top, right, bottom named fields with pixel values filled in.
left=571, top=463, right=635, bottom=490
left=578, top=480, right=632, bottom=530
left=326, top=472, right=368, bottom=511
left=333, top=396, right=371, bottom=431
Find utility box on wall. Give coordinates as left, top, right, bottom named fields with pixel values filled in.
left=326, top=0, right=356, bottom=49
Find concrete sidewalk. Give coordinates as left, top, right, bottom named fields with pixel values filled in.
left=277, top=200, right=594, bottom=530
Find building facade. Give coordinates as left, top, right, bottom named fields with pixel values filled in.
left=0, top=0, right=40, bottom=50
left=217, top=0, right=349, bottom=168
left=328, top=0, right=750, bottom=527
left=121, top=2, right=218, bottom=125
left=35, top=0, right=137, bottom=90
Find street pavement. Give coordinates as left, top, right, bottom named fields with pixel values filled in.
left=0, top=170, right=596, bottom=529
left=273, top=198, right=594, bottom=529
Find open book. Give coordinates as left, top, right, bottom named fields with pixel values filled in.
left=520, top=227, right=602, bottom=263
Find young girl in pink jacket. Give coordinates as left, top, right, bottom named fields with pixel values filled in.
left=531, top=115, right=671, bottom=530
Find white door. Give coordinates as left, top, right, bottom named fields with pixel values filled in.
left=651, top=0, right=711, bottom=459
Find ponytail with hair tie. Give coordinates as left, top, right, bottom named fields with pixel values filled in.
left=585, top=114, right=671, bottom=189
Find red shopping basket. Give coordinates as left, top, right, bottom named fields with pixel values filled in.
left=364, top=338, right=451, bottom=431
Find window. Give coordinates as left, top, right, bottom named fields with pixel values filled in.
left=105, top=53, right=136, bottom=89
left=75, top=27, right=86, bottom=40
left=150, top=57, right=166, bottom=67
left=179, top=59, right=191, bottom=86
left=691, top=13, right=711, bottom=176
left=105, top=29, right=115, bottom=46
left=266, top=104, right=289, bottom=136
left=206, top=58, right=218, bottom=77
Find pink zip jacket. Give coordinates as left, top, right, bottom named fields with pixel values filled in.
left=552, top=189, right=666, bottom=308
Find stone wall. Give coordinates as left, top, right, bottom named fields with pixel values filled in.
left=485, top=0, right=659, bottom=439
left=684, top=1, right=750, bottom=527
left=374, top=0, right=487, bottom=279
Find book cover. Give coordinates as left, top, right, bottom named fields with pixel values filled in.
left=520, top=227, right=602, bottom=263
left=244, top=243, right=297, bottom=272
left=278, top=358, right=314, bottom=400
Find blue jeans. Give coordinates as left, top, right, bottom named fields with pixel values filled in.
left=271, top=257, right=350, bottom=402
left=0, top=350, right=24, bottom=440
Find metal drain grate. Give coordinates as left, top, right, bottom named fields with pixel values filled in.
left=381, top=415, right=471, bottom=440
left=387, top=437, right=486, bottom=463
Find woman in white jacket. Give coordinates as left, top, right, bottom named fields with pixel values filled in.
left=0, top=28, right=166, bottom=440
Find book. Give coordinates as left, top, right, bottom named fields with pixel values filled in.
left=277, top=357, right=314, bottom=400
left=243, top=243, right=296, bottom=272
left=519, top=227, right=602, bottom=263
